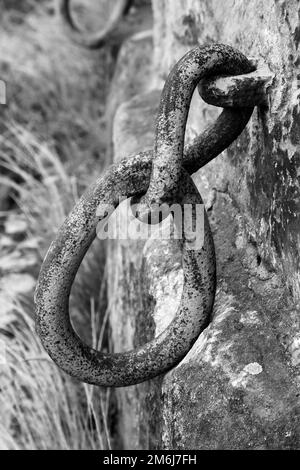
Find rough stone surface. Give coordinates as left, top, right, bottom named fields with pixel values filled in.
left=107, top=29, right=160, bottom=446
left=152, top=0, right=300, bottom=301
left=159, top=192, right=300, bottom=449
left=106, top=28, right=153, bottom=162
left=107, top=0, right=300, bottom=450
left=108, top=90, right=162, bottom=447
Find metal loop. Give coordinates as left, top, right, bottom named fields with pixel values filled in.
left=133, top=44, right=267, bottom=224
left=35, top=156, right=215, bottom=387
left=35, top=43, right=262, bottom=388
left=59, top=0, right=133, bottom=49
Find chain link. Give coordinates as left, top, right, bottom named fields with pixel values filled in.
left=133, top=44, right=272, bottom=224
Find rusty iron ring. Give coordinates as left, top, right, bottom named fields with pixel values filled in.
left=35, top=43, right=265, bottom=387
left=59, top=0, right=133, bottom=49
left=35, top=100, right=255, bottom=387
left=35, top=159, right=216, bottom=387
left=133, top=43, right=257, bottom=223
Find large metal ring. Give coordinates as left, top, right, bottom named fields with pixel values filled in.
left=35, top=152, right=216, bottom=387
left=58, top=0, right=133, bottom=49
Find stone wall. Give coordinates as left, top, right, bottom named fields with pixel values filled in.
left=108, top=0, right=300, bottom=449
left=152, top=0, right=300, bottom=301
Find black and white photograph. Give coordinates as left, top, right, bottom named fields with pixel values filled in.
left=0, top=0, right=299, bottom=453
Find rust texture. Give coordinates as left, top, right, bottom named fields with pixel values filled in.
left=35, top=44, right=268, bottom=388
left=199, top=60, right=274, bottom=109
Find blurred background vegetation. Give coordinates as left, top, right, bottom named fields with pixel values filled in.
left=0, top=0, right=120, bottom=449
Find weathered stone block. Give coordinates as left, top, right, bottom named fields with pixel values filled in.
left=106, top=28, right=153, bottom=162
left=107, top=0, right=300, bottom=450
left=153, top=0, right=300, bottom=300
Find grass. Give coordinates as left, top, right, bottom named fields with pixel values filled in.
left=0, top=1, right=115, bottom=450
left=0, top=123, right=112, bottom=450
left=0, top=0, right=111, bottom=170
left=0, top=297, right=111, bottom=450
left=0, top=123, right=108, bottom=334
